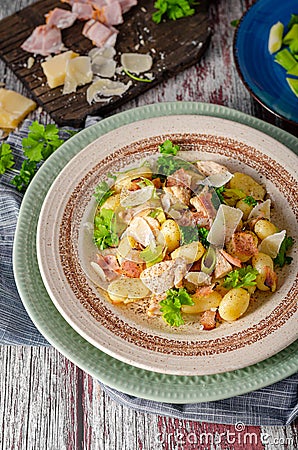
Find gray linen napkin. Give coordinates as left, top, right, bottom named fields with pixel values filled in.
left=0, top=120, right=297, bottom=426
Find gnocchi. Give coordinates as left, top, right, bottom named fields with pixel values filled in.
left=218, top=288, right=250, bottom=322
left=91, top=142, right=291, bottom=330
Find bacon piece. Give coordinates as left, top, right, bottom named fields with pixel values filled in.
left=120, top=260, right=145, bottom=278
left=21, top=25, right=62, bottom=56
left=72, top=2, right=94, bottom=20
left=96, top=254, right=121, bottom=281
left=220, top=249, right=242, bottom=268
left=116, top=0, right=138, bottom=13
left=200, top=310, right=217, bottom=330
left=92, top=0, right=124, bottom=25
left=45, top=8, right=78, bottom=29
left=264, top=266, right=278, bottom=292
left=167, top=168, right=192, bottom=189
left=194, top=285, right=215, bottom=298
left=82, top=20, right=118, bottom=48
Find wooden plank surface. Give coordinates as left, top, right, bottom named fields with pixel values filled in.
left=0, top=0, right=211, bottom=127
left=1, top=1, right=297, bottom=449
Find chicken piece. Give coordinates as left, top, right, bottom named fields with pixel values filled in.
left=21, top=25, right=62, bottom=56
left=226, top=231, right=258, bottom=263
left=164, top=186, right=191, bottom=206
left=140, top=258, right=187, bottom=295
left=196, top=161, right=229, bottom=176
left=214, top=249, right=232, bottom=279
left=190, top=187, right=217, bottom=223
left=167, top=168, right=192, bottom=189
left=82, top=20, right=118, bottom=48
left=45, top=8, right=78, bottom=29
left=200, top=310, right=218, bottom=330
left=72, top=2, right=94, bottom=20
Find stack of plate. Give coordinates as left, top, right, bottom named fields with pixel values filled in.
left=13, top=102, right=298, bottom=403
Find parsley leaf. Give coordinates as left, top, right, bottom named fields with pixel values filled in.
left=274, top=235, right=294, bottom=267
left=197, top=227, right=209, bottom=248
left=94, top=181, right=114, bottom=207
left=215, top=186, right=246, bottom=205
left=11, top=160, right=38, bottom=192
left=160, top=288, right=194, bottom=326
left=158, top=139, right=180, bottom=155
left=0, top=143, right=15, bottom=174
left=223, top=266, right=259, bottom=289
left=180, top=225, right=198, bottom=245
left=152, top=0, right=196, bottom=24
left=93, top=208, right=119, bottom=250
left=243, top=195, right=257, bottom=206
left=22, top=121, right=64, bottom=162
left=157, top=155, right=191, bottom=178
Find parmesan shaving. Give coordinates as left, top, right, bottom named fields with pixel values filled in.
left=86, top=78, right=131, bottom=104
left=63, top=56, right=93, bottom=94
left=121, top=53, right=153, bottom=74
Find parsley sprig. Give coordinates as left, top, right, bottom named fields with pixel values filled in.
left=274, top=235, right=294, bottom=267
left=0, top=121, right=73, bottom=192
left=94, top=181, right=114, bottom=207
left=179, top=225, right=209, bottom=247
left=93, top=208, right=119, bottom=250
left=160, top=288, right=194, bottom=326
left=0, top=143, right=15, bottom=174
left=156, top=139, right=192, bottom=178
left=223, top=266, right=259, bottom=289
left=152, top=0, right=196, bottom=24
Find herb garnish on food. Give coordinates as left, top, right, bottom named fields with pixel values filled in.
left=94, top=181, right=115, bottom=207
left=93, top=208, right=119, bottom=250
left=160, top=288, right=194, bottom=326
left=223, top=266, right=258, bottom=289
left=273, top=235, right=294, bottom=267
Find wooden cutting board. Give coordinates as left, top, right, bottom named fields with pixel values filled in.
left=0, top=0, right=211, bottom=127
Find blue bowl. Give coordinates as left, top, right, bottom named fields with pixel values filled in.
left=234, top=0, right=298, bottom=125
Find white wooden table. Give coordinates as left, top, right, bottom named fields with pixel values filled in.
left=0, top=1, right=297, bottom=448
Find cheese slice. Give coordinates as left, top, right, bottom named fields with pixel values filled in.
left=63, top=56, right=93, bottom=94
left=41, top=50, right=79, bottom=89
left=0, top=89, right=36, bottom=130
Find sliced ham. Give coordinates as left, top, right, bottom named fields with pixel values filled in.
left=45, top=8, right=78, bottom=29
left=82, top=19, right=119, bottom=48
left=92, top=1, right=123, bottom=26
left=116, top=0, right=138, bottom=13
left=72, top=2, right=94, bottom=20
left=21, top=25, right=62, bottom=56
left=96, top=254, right=121, bottom=281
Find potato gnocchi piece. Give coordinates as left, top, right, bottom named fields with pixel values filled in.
left=252, top=252, right=277, bottom=292
left=160, top=219, right=181, bottom=253
left=218, top=287, right=250, bottom=322
left=171, top=241, right=205, bottom=263
left=229, top=172, right=266, bottom=200
left=181, top=291, right=222, bottom=314
left=254, top=219, right=278, bottom=240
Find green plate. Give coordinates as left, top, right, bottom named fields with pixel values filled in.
left=13, top=102, right=298, bottom=403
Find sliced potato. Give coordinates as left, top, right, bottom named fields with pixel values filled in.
left=171, top=241, right=205, bottom=263
left=254, top=219, right=278, bottom=241
left=107, top=277, right=150, bottom=303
